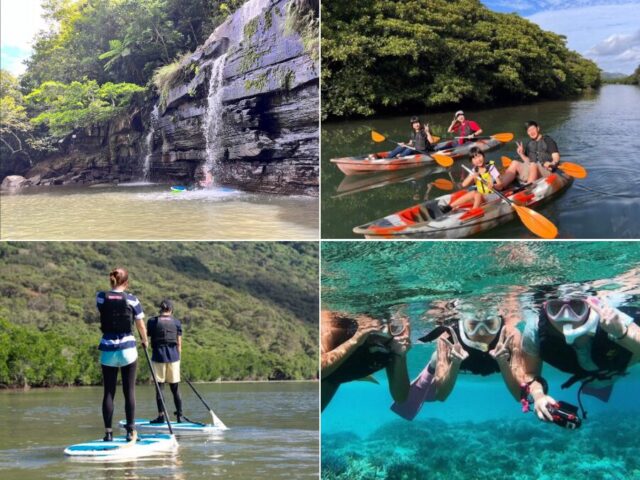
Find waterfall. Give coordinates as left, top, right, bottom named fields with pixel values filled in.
left=142, top=104, right=159, bottom=181
left=202, top=54, right=228, bottom=176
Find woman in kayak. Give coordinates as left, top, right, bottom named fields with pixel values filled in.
left=391, top=301, right=524, bottom=420
left=97, top=267, right=148, bottom=443
left=521, top=295, right=640, bottom=424
left=377, top=116, right=435, bottom=160
left=445, top=110, right=483, bottom=147
left=321, top=310, right=411, bottom=411
left=445, top=148, right=501, bottom=212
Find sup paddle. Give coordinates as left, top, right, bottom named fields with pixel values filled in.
left=142, top=345, right=174, bottom=436
left=370, top=130, right=452, bottom=167
left=461, top=164, right=558, bottom=239
left=501, top=156, right=587, bottom=179
left=184, top=378, right=228, bottom=430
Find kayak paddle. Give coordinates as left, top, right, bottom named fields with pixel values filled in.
left=442, top=132, right=514, bottom=143
left=370, top=130, right=452, bottom=167
left=142, top=345, right=174, bottom=436
left=461, top=164, right=558, bottom=239
left=432, top=178, right=454, bottom=190
left=501, top=156, right=587, bottom=179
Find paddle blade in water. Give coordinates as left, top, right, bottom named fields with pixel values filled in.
left=501, top=156, right=513, bottom=168
left=493, top=133, right=514, bottom=143
left=560, top=162, right=587, bottom=179
left=432, top=178, right=454, bottom=190
left=371, top=131, right=386, bottom=143
left=432, top=154, right=454, bottom=168
left=513, top=205, right=558, bottom=239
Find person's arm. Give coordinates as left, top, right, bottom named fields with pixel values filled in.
left=516, top=141, right=530, bottom=162
left=461, top=171, right=476, bottom=188
left=425, top=124, right=435, bottom=145
left=470, top=122, right=483, bottom=138
left=434, top=330, right=468, bottom=401
left=135, top=317, right=148, bottom=348
left=543, top=137, right=561, bottom=170
left=522, top=351, right=556, bottom=421
left=490, top=328, right=524, bottom=401
left=177, top=320, right=182, bottom=355
left=588, top=299, right=640, bottom=356
left=385, top=322, right=411, bottom=402
left=448, top=121, right=458, bottom=134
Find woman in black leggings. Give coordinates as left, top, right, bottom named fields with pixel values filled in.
left=97, top=267, right=148, bottom=442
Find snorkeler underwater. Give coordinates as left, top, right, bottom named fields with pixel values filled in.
left=321, top=241, right=640, bottom=480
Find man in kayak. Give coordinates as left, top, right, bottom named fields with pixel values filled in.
left=321, top=310, right=411, bottom=411
left=500, top=121, right=560, bottom=187
left=521, top=295, right=639, bottom=424
left=444, top=110, right=483, bottom=148
left=391, top=300, right=524, bottom=421
left=147, top=299, right=184, bottom=424
left=379, top=116, right=435, bottom=160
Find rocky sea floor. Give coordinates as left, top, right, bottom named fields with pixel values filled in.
left=322, top=413, right=640, bottom=480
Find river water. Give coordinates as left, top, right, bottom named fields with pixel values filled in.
left=0, top=185, right=318, bottom=240
left=321, top=84, right=640, bottom=238
left=0, top=382, right=318, bottom=480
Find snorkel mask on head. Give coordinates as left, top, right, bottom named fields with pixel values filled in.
left=543, top=298, right=599, bottom=345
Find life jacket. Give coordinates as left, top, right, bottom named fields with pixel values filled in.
left=537, top=306, right=639, bottom=388
left=324, top=339, right=394, bottom=384
left=419, top=322, right=502, bottom=376
left=100, top=291, right=134, bottom=334
left=150, top=315, right=179, bottom=346
left=526, top=136, right=552, bottom=164
left=411, top=129, right=430, bottom=152
left=473, top=161, right=497, bottom=194
left=456, top=121, right=474, bottom=144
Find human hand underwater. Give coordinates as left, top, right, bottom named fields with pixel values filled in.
left=587, top=297, right=627, bottom=339
left=533, top=393, right=558, bottom=422
left=440, top=328, right=469, bottom=366
left=389, top=320, right=412, bottom=356
left=489, top=328, right=513, bottom=367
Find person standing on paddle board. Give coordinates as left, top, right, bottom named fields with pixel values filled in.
left=97, top=267, right=148, bottom=443
left=381, top=116, right=435, bottom=159
left=500, top=121, right=561, bottom=187
left=147, top=299, right=184, bottom=424
left=446, top=110, right=483, bottom=147
left=321, top=310, right=411, bottom=411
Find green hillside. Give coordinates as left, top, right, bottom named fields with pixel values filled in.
left=0, top=242, right=319, bottom=387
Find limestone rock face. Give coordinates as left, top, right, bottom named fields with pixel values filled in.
left=0, top=175, right=30, bottom=192
left=7, top=0, right=318, bottom=196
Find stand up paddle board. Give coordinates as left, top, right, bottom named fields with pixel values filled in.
left=118, top=419, right=223, bottom=435
left=64, top=433, right=177, bottom=459
left=170, top=186, right=186, bottom=193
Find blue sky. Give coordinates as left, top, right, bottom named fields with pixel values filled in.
left=482, top=0, right=640, bottom=73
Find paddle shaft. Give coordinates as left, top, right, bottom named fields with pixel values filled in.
left=461, top=164, right=512, bottom=206
left=142, top=346, right=174, bottom=435
left=184, top=378, right=227, bottom=429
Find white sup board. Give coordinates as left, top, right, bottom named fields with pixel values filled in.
left=119, top=419, right=223, bottom=434
left=64, top=433, right=177, bottom=459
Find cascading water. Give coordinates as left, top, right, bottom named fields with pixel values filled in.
left=202, top=54, right=228, bottom=178
left=142, top=104, right=159, bottom=181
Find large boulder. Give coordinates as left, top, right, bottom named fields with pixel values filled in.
left=0, top=175, right=30, bottom=192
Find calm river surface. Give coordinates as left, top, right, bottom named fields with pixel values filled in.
left=321, top=84, right=640, bottom=238
left=0, top=184, right=318, bottom=240
left=0, top=382, right=318, bottom=480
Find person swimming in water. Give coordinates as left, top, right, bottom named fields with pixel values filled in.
left=391, top=301, right=524, bottom=420
left=521, top=295, right=640, bottom=423
left=321, top=311, right=411, bottom=411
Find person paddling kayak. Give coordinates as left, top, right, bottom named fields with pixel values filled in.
left=446, top=110, right=483, bottom=147
left=444, top=148, right=501, bottom=212
left=97, top=267, right=148, bottom=443
left=377, top=116, right=435, bottom=160
left=147, top=299, right=184, bottom=424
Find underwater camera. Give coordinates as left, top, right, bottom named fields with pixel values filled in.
left=547, top=401, right=582, bottom=430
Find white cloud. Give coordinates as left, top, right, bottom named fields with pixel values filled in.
left=527, top=2, right=640, bottom=74
left=1, top=0, right=47, bottom=74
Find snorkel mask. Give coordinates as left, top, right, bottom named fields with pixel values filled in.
left=457, top=315, right=503, bottom=352
left=543, top=298, right=598, bottom=345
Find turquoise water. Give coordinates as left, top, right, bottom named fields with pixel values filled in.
left=321, top=242, right=640, bottom=480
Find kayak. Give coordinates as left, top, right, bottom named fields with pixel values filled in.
left=170, top=186, right=186, bottom=192
left=330, top=137, right=503, bottom=175
left=64, top=433, right=177, bottom=459
left=118, top=419, right=223, bottom=435
left=353, top=171, right=573, bottom=239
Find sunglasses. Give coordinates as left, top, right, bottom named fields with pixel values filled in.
left=543, top=299, right=589, bottom=323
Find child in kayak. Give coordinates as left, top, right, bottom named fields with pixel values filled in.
left=445, top=148, right=500, bottom=212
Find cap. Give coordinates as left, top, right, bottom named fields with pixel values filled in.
left=409, top=116, right=421, bottom=123
left=455, top=110, right=464, bottom=117
left=159, top=299, right=174, bottom=312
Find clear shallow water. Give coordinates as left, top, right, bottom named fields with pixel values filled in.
left=0, top=382, right=318, bottom=479
left=0, top=184, right=318, bottom=240
left=321, top=242, right=640, bottom=479
left=321, top=85, right=640, bottom=238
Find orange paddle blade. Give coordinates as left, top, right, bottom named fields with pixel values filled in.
left=559, top=162, right=587, bottom=179
left=432, top=153, right=454, bottom=168
left=371, top=130, right=386, bottom=143
left=431, top=136, right=441, bottom=143
left=432, top=178, right=454, bottom=190
left=513, top=204, right=558, bottom=239
left=501, top=156, right=513, bottom=168
left=492, top=133, right=514, bottom=143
